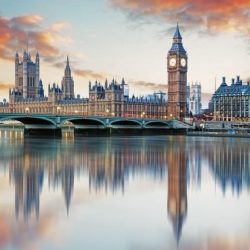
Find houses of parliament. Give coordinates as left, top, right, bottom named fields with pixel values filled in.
left=0, top=24, right=188, bottom=119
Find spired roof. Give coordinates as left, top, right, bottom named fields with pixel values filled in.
left=214, top=76, right=250, bottom=96
left=173, top=23, right=182, bottom=39
left=169, top=43, right=186, bottom=53
left=169, top=23, right=186, bottom=53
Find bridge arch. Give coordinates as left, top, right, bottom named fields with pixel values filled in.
left=0, top=115, right=57, bottom=126
left=110, top=119, right=142, bottom=127
left=61, top=117, right=106, bottom=127
left=144, top=120, right=170, bottom=128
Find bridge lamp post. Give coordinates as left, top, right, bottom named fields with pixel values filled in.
left=74, top=110, right=78, bottom=115
left=106, top=109, right=110, bottom=117
left=170, top=114, right=173, bottom=119
left=57, top=106, right=61, bottom=115
left=180, top=109, right=183, bottom=121
left=111, top=112, right=115, bottom=117
left=25, top=107, right=29, bottom=114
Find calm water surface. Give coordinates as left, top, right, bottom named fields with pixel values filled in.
left=0, top=135, right=249, bottom=250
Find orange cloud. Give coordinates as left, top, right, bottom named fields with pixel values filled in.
left=110, top=0, right=250, bottom=36
left=0, top=14, right=67, bottom=62
left=0, top=216, right=10, bottom=247
left=0, top=82, right=13, bottom=91
left=0, top=14, right=108, bottom=83
left=73, top=69, right=107, bottom=80
left=129, top=80, right=166, bottom=91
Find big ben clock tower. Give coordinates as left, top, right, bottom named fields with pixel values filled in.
left=167, top=23, right=187, bottom=119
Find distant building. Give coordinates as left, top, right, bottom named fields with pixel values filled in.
left=211, top=76, right=250, bottom=121
left=187, top=82, right=202, bottom=115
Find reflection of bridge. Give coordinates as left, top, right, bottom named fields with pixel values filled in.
left=0, top=113, right=193, bottom=135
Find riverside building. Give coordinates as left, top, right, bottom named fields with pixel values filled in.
left=3, top=51, right=167, bottom=118
left=212, top=76, right=250, bottom=121
left=1, top=24, right=188, bottom=120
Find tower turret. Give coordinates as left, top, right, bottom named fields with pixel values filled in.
left=38, top=79, right=44, bottom=98
left=61, top=56, right=74, bottom=99
left=65, top=56, right=71, bottom=76
left=23, top=50, right=28, bottom=98
left=105, top=79, right=108, bottom=89
left=35, top=51, right=40, bottom=98
left=121, top=78, right=125, bottom=88
left=15, top=52, right=19, bottom=89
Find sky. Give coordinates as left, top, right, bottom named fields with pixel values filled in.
left=0, top=0, right=250, bottom=105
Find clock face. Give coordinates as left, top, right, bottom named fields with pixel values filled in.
left=181, top=58, right=186, bottom=67
left=169, top=57, right=176, bottom=67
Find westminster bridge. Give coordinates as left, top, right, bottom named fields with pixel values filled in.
left=0, top=113, right=193, bottom=136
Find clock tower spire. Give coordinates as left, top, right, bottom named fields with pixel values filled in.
left=167, top=23, right=188, bottom=120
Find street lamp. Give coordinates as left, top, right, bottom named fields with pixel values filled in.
left=106, top=109, right=110, bottom=117
left=74, top=110, right=78, bottom=114
left=57, top=106, right=61, bottom=114
left=25, top=107, right=29, bottom=113
left=200, top=123, right=205, bottom=132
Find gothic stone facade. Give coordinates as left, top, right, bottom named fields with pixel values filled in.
left=2, top=52, right=167, bottom=118
left=1, top=25, right=190, bottom=119
left=14, top=51, right=40, bottom=99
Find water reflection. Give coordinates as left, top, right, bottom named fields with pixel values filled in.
left=167, top=138, right=187, bottom=243
left=208, top=140, right=250, bottom=194
left=0, top=135, right=250, bottom=249
left=10, top=165, right=43, bottom=221
left=1, top=137, right=168, bottom=220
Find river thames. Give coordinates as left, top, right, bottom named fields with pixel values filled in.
left=0, top=134, right=249, bottom=250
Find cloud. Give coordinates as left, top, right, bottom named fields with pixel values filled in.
left=47, top=57, right=108, bottom=80
left=0, top=14, right=108, bottom=82
left=10, top=15, right=42, bottom=29
left=0, top=82, right=13, bottom=91
left=0, top=216, right=10, bottom=247
left=129, top=80, right=167, bottom=91
left=110, top=0, right=250, bottom=37
left=73, top=69, right=108, bottom=80
left=0, top=14, right=70, bottom=63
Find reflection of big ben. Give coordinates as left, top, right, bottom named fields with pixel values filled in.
left=167, top=139, right=187, bottom=243
left=167, top=23, right=188, bottom=119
